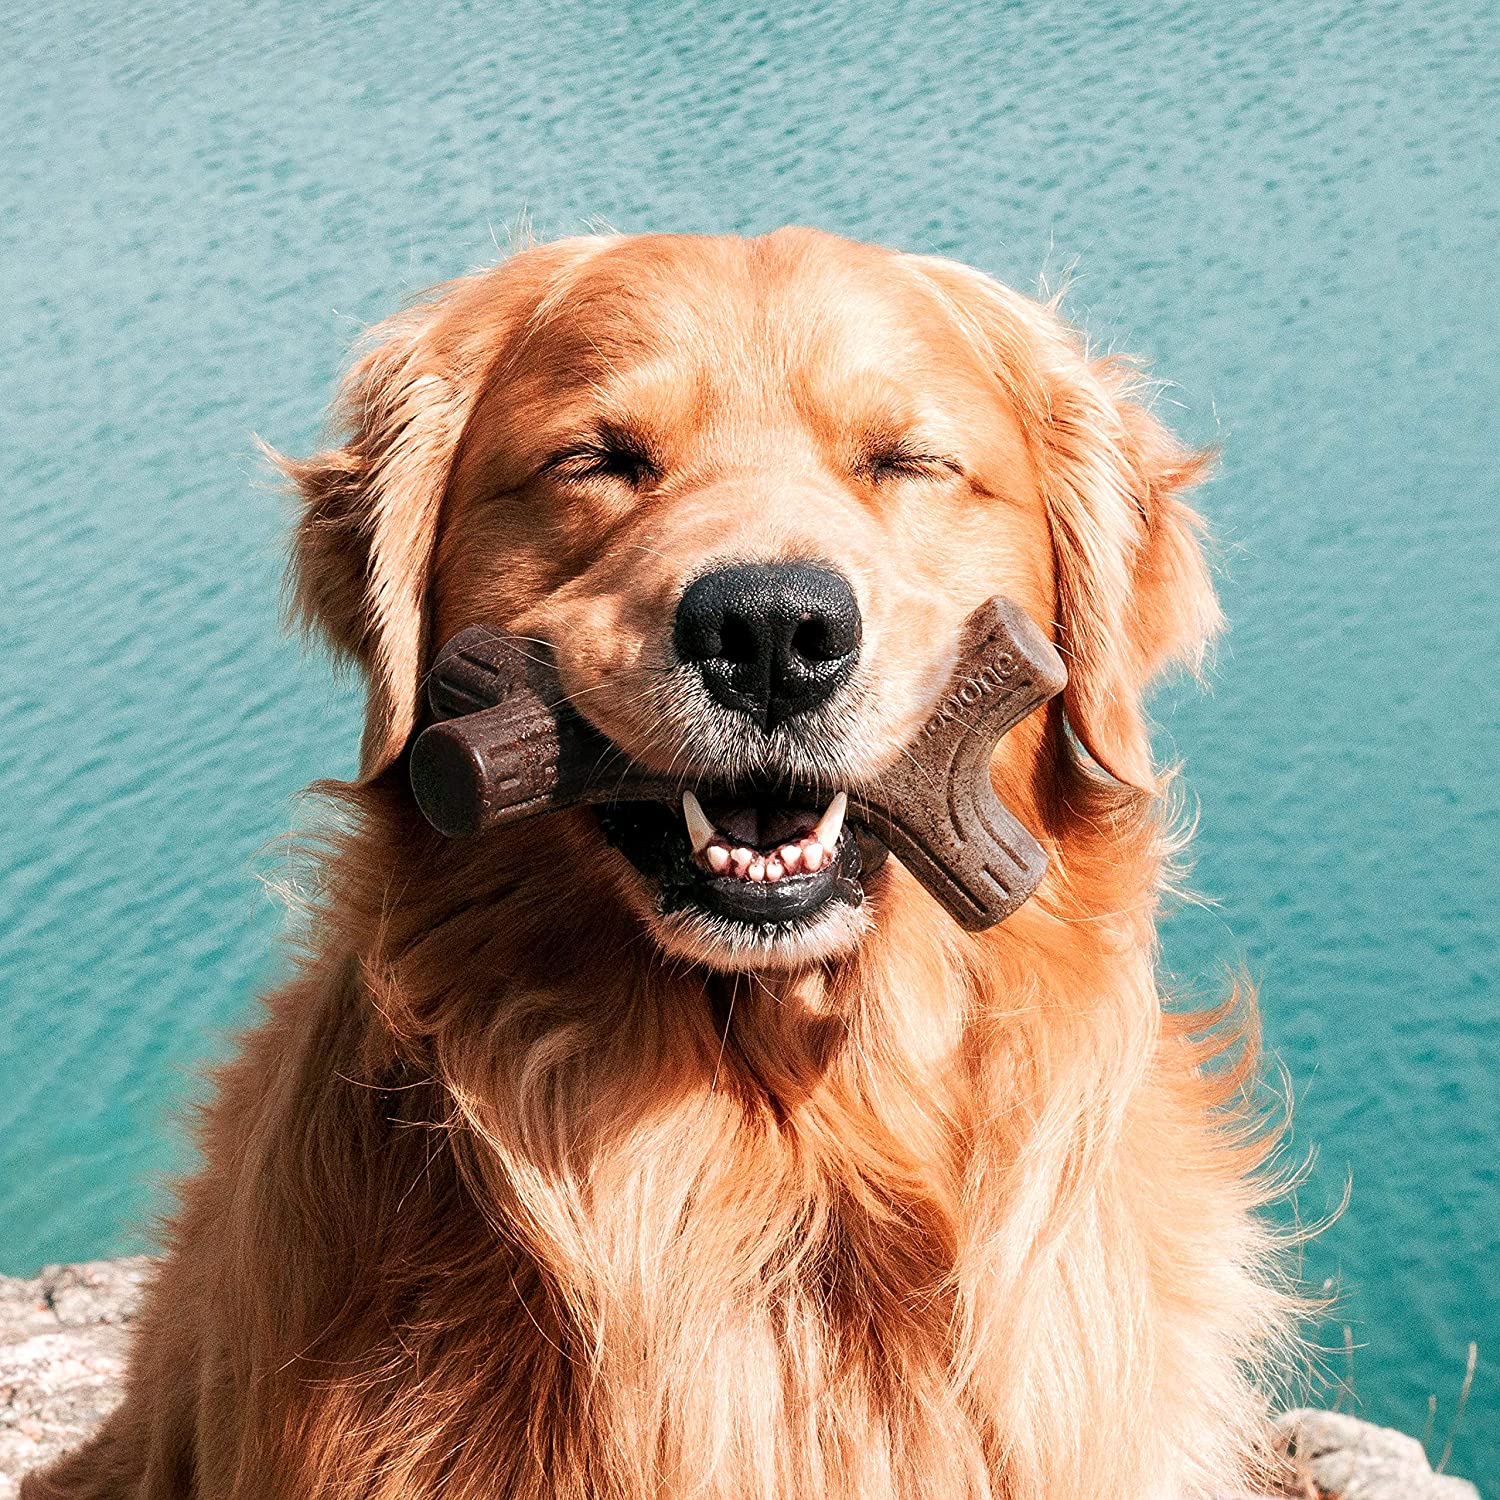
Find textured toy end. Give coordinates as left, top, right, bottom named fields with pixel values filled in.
left=410, top=597, right=1066, bottom=930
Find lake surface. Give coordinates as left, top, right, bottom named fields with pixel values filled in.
left=2, top=0, right=1495, bottom=1481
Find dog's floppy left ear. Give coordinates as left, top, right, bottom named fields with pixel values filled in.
left=912, top=258, right=1220, bottom=792
left=274, top=291, right=481, bottom=780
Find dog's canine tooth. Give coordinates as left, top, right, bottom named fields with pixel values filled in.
left=682, top=791, right=716, bottom=855
left=812, top=791, right=847, bottom=851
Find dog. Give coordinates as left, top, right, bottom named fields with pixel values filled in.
left=28, top=228, right=1295, bottom=1499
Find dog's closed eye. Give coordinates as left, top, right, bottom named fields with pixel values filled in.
left=543, top=423, right=661, bottom=488
left=857, top=435, right=964, bottom=485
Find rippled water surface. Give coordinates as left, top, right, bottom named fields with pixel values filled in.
left=3, top=0, right=1495, bottom=1480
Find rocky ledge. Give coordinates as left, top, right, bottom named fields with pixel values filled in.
left=0, top=1259, right=1482, bottom=1499
left=1, top=1259, right=150, bottom=1499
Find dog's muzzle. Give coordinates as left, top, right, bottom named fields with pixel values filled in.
left=407, top=597, right=1067, bottom=933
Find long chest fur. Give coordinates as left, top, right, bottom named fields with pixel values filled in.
left=215, top=936, right=1279, bottom=1500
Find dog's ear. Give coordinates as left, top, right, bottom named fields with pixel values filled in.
left=274, top=291, right=482, bottom=780
left=914, top=260, right=1221, bottom=791
left=1037, top=354, right=1220, bottom=790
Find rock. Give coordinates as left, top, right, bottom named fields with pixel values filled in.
left=0, top=1258, right=150, bottom=1500
left=1275, top=1408, right=1483, bottom=1500
left=0, top=1261, right=1483, bottom=1499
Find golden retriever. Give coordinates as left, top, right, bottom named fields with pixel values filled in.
left=28, top=228, right=1295, bottom=1500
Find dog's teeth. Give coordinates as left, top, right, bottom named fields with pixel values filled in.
left=682, top=791, right=716, bottom=855
left=688, top=795, right=844, bottom=883
left=812, top=791, right=847, bottom=851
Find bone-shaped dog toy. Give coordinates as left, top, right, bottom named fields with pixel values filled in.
left=408, top=597, right=1067, bottom=930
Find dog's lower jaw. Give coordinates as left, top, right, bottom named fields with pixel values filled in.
left=650, top=893, right=874, bottom=972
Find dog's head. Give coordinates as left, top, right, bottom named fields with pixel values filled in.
left=284, top=229, right=1216, bottom=972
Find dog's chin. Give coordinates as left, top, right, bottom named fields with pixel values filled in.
left=595, top=798, right=887, bottom=973
left=649, top=898, right=873, bottom=973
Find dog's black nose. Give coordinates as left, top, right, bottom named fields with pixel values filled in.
left=674, top=562, right=862, bottom=730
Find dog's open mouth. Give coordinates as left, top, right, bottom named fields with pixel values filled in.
left=596, top=788, right=889, bottom=930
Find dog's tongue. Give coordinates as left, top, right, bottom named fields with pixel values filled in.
left=706, top=801, right=817, bottom=850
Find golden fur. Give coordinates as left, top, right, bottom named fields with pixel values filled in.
left=28, top=228, right=1296, bottom=1499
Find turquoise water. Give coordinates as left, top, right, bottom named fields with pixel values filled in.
left=2, top=0, right=1495, bottom=1481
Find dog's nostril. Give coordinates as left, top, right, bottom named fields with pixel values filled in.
left=718, top=612, right=760, bottom=664
left=790, top=614, right=848, bottom=663
left=674, top=562, right=862, bottom=730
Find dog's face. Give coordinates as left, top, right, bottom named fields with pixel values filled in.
left=286, top=229, right=1217, bottom=973
left=433, top=234, right=1055, bottom=968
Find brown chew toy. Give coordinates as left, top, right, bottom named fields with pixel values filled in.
left=409, top=597, right=1067, bottom=931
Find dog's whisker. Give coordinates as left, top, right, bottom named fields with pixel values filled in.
left=709, top=975, right=738, bottom=1093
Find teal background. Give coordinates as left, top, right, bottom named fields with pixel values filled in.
left=2, top=0, right=1494, bottom=1482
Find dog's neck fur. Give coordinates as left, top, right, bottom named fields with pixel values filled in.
left=244, top=773, right=1283, bottom=1500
